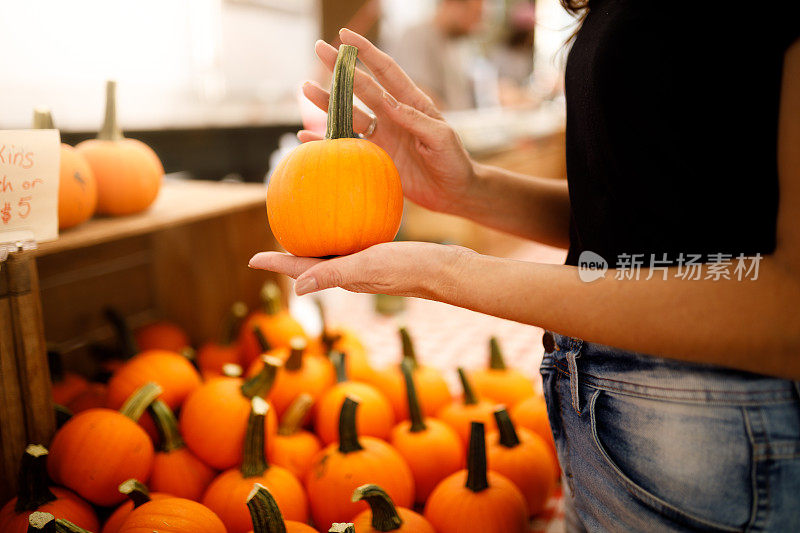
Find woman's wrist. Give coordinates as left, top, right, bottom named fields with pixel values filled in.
left=443, top=160, right=488, bottom=219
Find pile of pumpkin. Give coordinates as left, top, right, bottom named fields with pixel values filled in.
left=3, top=283, right=558, bottom=533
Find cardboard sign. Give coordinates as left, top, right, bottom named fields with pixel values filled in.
left=0, top=130, right=60, bottom=245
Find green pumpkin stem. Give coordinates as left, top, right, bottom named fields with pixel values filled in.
left=253, top=326, right=272, bottom=353
left=119, top=382, right=163, bottom=421
left=278, top=393, right=313, bottom=436
left=465, top=422, right=489, bottom=493
left=15, top=445, right=57, bottom=512
left=32, top=107, right=55, bottom=130
left=315, top=299, right=339, bottom=352
left=325, top=44, right=359, bottom=140
left=489, top=337, right=507, bottom=371
left=27, top=511, right=55, bottom=533
left=260, top=282, right=283, bottom=315
left=398, top=328, right=417, bottom=369
left=457, top=368, right=479, bottom=406
left=241, top=397, right=270, bottom=478
left=328, top=524, right=356, bottom=533
left=247, top=483, right=287, bottom=533
left=54, top=404, right=73, bottom=430
left=222, top=302, right=248, bottom=345
left=149, top=400, right=185, bottom=452
left=118, top=479, right=151, bottom=508
left=400, top=358, right=426, bottom=433
left=54, top=519, right=90, bottom=533
left=284, top=337, right=307, bottom=372
left=332, top=351, right=348, bottom=383
left=351, top=484, right=403, bottom=531
left=338, top=397, right=363, bottom=454
left=494, top=407, right=520, bottom=448
left=241, top=356, right=281, bottom=399
left=97, top=80, right=124, bottom=141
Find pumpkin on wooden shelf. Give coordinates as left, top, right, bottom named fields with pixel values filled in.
left=436, top=368, right=496, bottom=445
left=0, top=445, right=98, bottom=533
left=306, top=397, right=414, bottom=528
left=147, top=400, right=216, bottom=501
left=32, top=108, right=97, bottom=230
left=202, top=397, right=308, bottom=533
left=424, top=422, right=528, bottom=533
left=470, top=338, right=536, bottom=408
left=246, top=483, right=317, bottom=533
left=511, top=395, right=558, bottom=466
left=118, top=497, right=226, bottom=533
left=390, top=359, right=463, bottom=503
left=351, top=484, right=435, bottom=533
left=266, top=44, right=402, bottom=257
left=239, top=282, right=306, bottom=366
left=268, top=337, right=335, bottom=418
left=65, top=383, right=108, bottom=414
left=310, top=299, right=374, bottom=381
left=48, top=383, right=161, bottom=506
left=198, top=301, right=248, bottom=379
left=487, top=407, right=556, bottom=516
left=134, top=321, right=190, bottom=353
left=270, top=394, right=322, bottom=480
left=101, top=479, right=170, bottom=533
left=180, top=357, right=280, bottom=470
left=315, top=352, right=394, bottom=445
left=107, top=349, right=201, bottom=411
left=76, top=80, right=163, bottom=216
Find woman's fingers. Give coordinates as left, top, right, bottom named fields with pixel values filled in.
left=248, top=252, right=324, bottom=279
left=301, top=81, right=376, bottom=134
left=297, top=130, right=322, bottom=143
left=314, top=40, right=385, bottom=110
left=381, top=92, right=453, bottom=148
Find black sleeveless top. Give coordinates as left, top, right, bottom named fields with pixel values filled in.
left=564, top=1, right=800, bottom=266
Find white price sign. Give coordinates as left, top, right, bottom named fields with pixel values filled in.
left=0, top=129, right=60, bottom=244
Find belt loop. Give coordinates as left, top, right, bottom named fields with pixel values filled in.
left=567, top=349, right=581, bottom=414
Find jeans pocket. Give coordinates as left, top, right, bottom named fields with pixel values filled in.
left=588, top=389, right=754, bottom=532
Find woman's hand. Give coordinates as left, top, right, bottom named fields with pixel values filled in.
left=249, top=242, right=473, bottom=298
left=299, top=28, right=475, bottom=215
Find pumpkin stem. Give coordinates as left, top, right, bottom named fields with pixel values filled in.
left=465, top=422, right=489, bottom=493
left=15, top=444, right=57, bottom=512
left=247, top=483, right=287, bottom=533
left=284, top=337, right=307, bottom=372
left=119, top=382, right=163, bottom=421
left=260, top=282, right=283, bottom=315
left=352, top=484, right=403, bottom=531
left=27, top=511, right=55, bottom=533
left=325, top=44, right=359, bottom=140
left=278, top=393, right=314, bottom=436
left=32, top=107, right=55, bottom=130
left=241, top=397, right=271, bottom=478
left=221, top=301, right=248, bottom=345
left=331, top=351, right=348, bottom=383
left=315, top=298, right=340, bottom=353
left=104, top=307, right=138, bottom=359
left=149, top=400, right=185, bottom=452
left=494, top=407, right=520, bottom=448
left=222, top=363, right=243, bottom=378
left=97, top=80, right=124, bottom=141
left=457, top=368, right=479, bottom=406
left=338, top=397, right=363, bottom=454
left=329, top=525, right=356, bottom=533
left=54, top=404, right=73, bottom=430
left=54, top=519, right=91, bottom=533
left=241, top=356, right=282, bottom=399
left=253, top=325, right=272, bottom=353
left=400, top=358, right=426, bottom=433
left=489, top=337, right=507, bottom=371
left=398, top=327, right=418, bottom=370
left=118, top=479, right=151, bottom=508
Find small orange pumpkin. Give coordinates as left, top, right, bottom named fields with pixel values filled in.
left=310, top=299, right=374, bottom=381
left=246, top=483, right=317, bottom=533
left=424, top=422, right=528, bottom=533
left=134, top=321, right=190, bottom=353
left=66, top=382, right=108, bottom=414
left=267, top=337, right=335, bottom=418
left=239, top=282, right=306, bottom=366
left=351, top=484, right=435, bottom=533
left=101, top=479, right=170, bottom=533
left=436, top=368, right=496, bottom=445
left=470, top=338, right=536, bottom=408
left=198, top=301, right=248, bottom=379
left=202, top=397, right=308, bottom=533
left=511, top=395, right=558, bottom=465
left=118, top=497, right=226, bottom=533
left=270, top=394, right=322, bottom=481
left=390, top=359, right=463, bottom=503
left=48, top=383, right=161, bottom=506
left=315, top=352, right=395, bottom=445
left=107, top=349, right=201, bottom=411
left=0, top=445, right=99, bottom=533
left=47, top=350, right=89, bottom=406
left=306, top=397, right=414, bottom=528
left=76, top=81, right=163, bottom=216
left=267, top=44, right=402, bottom=257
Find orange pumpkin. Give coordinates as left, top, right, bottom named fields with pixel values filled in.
left=470, top=338, right=536, bottom=408
left=267, top=45, right=402, bottom=257
left=76, top=81, right=163, bottom=216
left=246, top=484, right=317, bottom=533
left=134, top=321, right=190, bottom=353
left=66, top=382, right=108, bottom=414
left=306, top=397, right=414, bottom=527
left=239, top=282, right=306, bottom=366
left=47, top=350, right=89, bottom=406
left=198, top=301, right=248, bottom=379
left=311, top=299, right=374, bottom=381
left=270, top=394, right=322, bottom=480
left=315, top=352, right=394, bottom=445
left=436, top=368, right=496, bottom=445
left=118, top=497, right=226, bottom=533
left=511, top=395, right=558, bottom=465
left=352, top=484, right=435, bottom=533
left=101, top=479, right=170, bottom=533
left=107, top=349, right=201, bottom=411
left=0, top=445, right=98, bottom=533
left=390, top=359, right=463, bottom=503
left=180, top=357, right=280, bottom=470
left=424, top=422, right=528, bottom=533
left=202, top=397, right=308, bottom=533
left=147, top=400, right=216, bottom=501
left=267, top=337, right=335, bottom=418
left=48, top=383, right=161, bottom=506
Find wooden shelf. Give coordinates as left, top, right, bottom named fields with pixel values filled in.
left=36, top=179, right=267, bottom=256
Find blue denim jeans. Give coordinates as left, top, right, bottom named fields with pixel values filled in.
left=540, top=332, right=800, bottom=532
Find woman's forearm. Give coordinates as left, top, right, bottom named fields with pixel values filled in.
left=447, top=162, right=572, bottom=248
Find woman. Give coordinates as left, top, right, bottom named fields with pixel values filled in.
left=250, top=1, right=800, bottom=530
